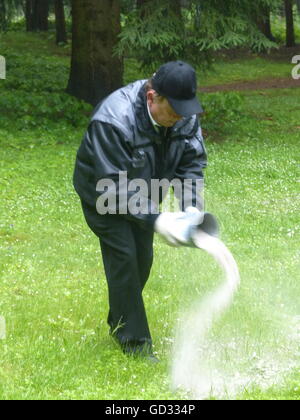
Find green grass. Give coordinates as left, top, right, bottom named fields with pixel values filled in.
left=0, top=32, right=299, bottom=400
left=199, top=53, right=297, bottom=87
left=196, top=11, right=300, bottom=88
left=125, top=52, right=295, bottom=88
left=0, top=30, right=71, bottom=58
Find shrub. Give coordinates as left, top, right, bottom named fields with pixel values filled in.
left=0, top=90, right=92, bottom=130
left=0, top=46, right=92, bottom=131
left=3, top=51, right=69, bottom=93
left=200, top=92, right=244, bottom=136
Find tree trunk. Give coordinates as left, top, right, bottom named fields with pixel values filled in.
left=169, top=0, right=182, bottom=18
left=67, top=0, right=123, bottom=107
left=261, top=9, right=275, bottom=41
left=0, top=0, right=7, bottom=31
left=255, top=6, right=275, bottom=42
left=26, top=0, right=49, bottom=32
left=264, top=13, right=274, bottom=42
left=54, top=0, right=67, bottom=44
left=284, top=0, right=295, bottom=47
left=136, top=0, right=148, bottom=6
left=25, top=0, right=34, bottom=31
left=137, top=0, right=182, bottom=20
left=36, top=0, right=49, bottom=31
left=136, top=0, right=152, bottom=19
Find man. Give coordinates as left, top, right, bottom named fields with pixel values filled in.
left=73, top=61, right=207, bottom=361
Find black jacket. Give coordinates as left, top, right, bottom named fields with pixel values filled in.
left=73, top=80, right=207, bottom=230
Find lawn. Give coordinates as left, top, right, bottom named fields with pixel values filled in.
left=0, top=32, right=299, bottom=400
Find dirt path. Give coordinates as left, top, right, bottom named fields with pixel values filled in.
left=200, top=77, right=300, bottom=93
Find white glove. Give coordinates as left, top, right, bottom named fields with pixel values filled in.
left=154, top=207, right=204, bottom=247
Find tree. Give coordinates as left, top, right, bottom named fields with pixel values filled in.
left=67, top=0, right=123, bottom=106
left=0, top=0, right=6, bottom=31
left=54, top=0, right=67, bottom=44
left=284, top=0, right=296, bottom=47
left=0, top=0, right=24, bottom=31
left=25, top=0, right=49, bottom=32
left=116, top=0, right=278, bottom=72
left=255, top=5, right=275, bottom=42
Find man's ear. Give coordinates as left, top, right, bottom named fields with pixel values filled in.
left=146, top=89, right=156, bottom=105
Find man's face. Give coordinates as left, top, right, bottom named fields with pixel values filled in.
left=147, top=90, right=183, bottom=128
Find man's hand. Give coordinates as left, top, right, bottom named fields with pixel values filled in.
left=154, top=207, right=204, bottom=247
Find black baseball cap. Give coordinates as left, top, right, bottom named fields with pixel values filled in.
left=151, top=61, right=203, bottom=118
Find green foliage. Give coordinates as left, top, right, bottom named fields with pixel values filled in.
left=116, top=0, right=279, bottom=72
left=272, top=10, right=300, bottom=44
left=0, top=0, right=24, bottom=31
left=0, top=90, right=92, bottom=130
left=4, top=17, right=26, bottom=32
left=201, top=92, right=244, bottom=135
left=116, top=1, right=213, bottom=72
left=0, top=41, right=92, bottom=131
left=3, top=50, right=68, bottom=92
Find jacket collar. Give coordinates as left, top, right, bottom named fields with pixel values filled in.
left=134, top=82, right=199, bottom=144
left=134, top=82, right=161, bottom=143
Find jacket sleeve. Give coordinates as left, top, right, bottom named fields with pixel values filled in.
left=80, top=120, right=159, bottom=230
left=173, top=127, right=207, bottom=211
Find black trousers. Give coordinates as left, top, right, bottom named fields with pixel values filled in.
left=81, top=202, right=154, bottom=353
